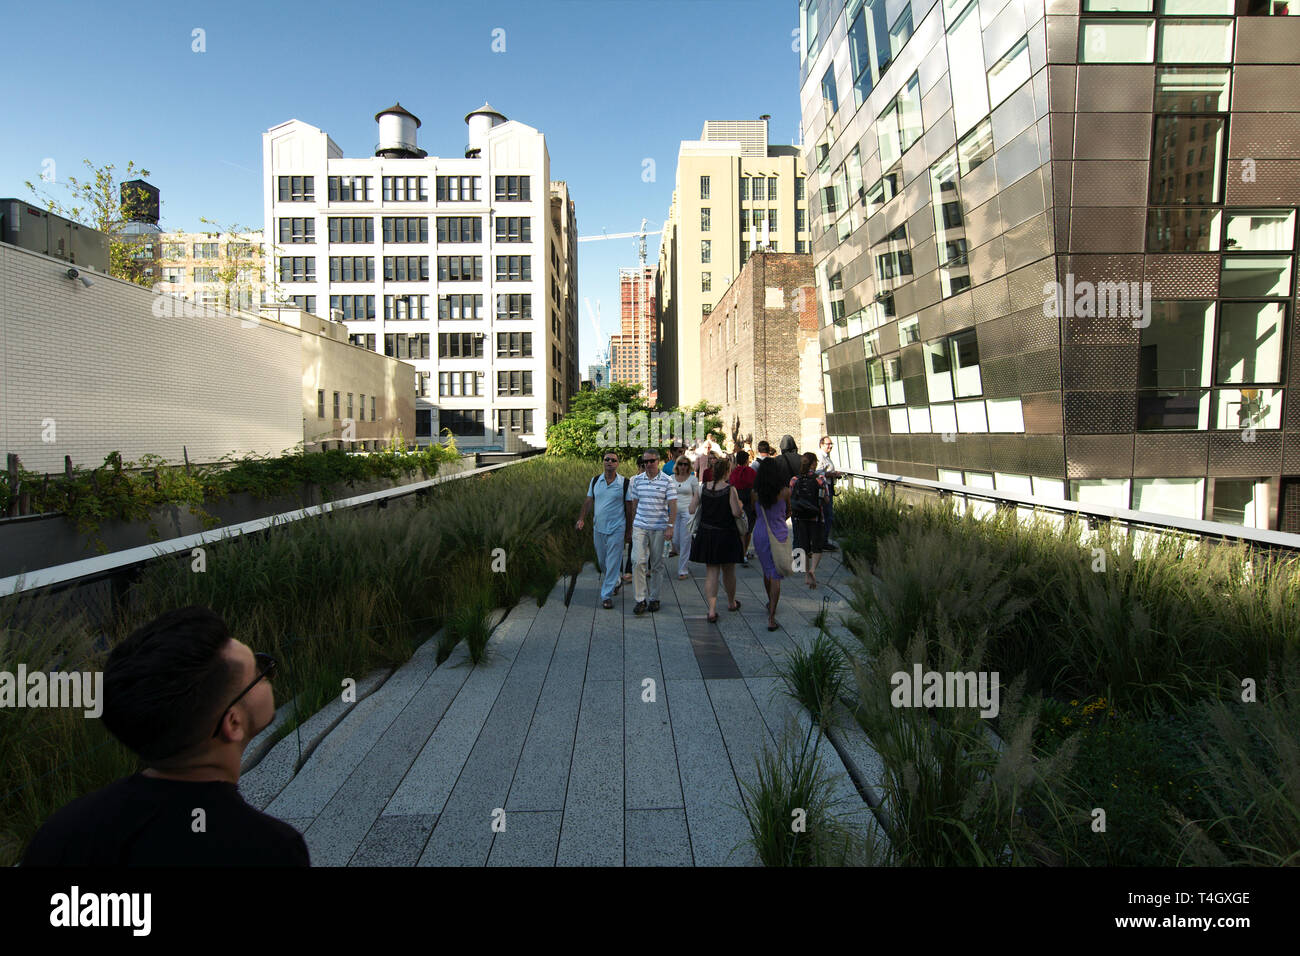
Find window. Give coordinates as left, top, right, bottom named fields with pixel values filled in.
left=1155, top=67, right=1230, bottom=111
left=436, top=176, right=480, bottom=201
left=497, top=409, right=533, bottom=433
left=1224, top=210, right=1296, bottom=251
left=437, top=256, right=482, bottom=281
left=1157, top=18, right=1233, bottom=62
left=279, top=257, right=315, bottom=282
left=330, top=256, right=375, bottom=281
left=495, top=255, right=532, bottom=281
left=439, top=371, right=480, bottom=397
left=435, top=294, right=480, bottom=320
left=383, top=256, right=430, bottom=281
left=739, top=177, right=749, bottom=200
left=383, top=332, right=430, bottom=359
left=370, top=396, right=376, bottom=421
left=796, top=209, right=807, bottom=233
left=317, top=389, right=325, bottom=418
left=1211, top=478, right=1270, bottom=529
left=438, top=332, right=485, bottom=358
left=795, top=176, right=805, bottom=200
left=497, top=293, right=532, bottom=320
left=330, top=295, right=376, bottom=319
left=1150, top=116, right=1224, bottom=204
left=497, top=370, right=533, bottom=396
left=700, top=175, right=710, bottom=199
left=328, top=217, right=374, bottom=243
left=702, top=272, right=712, bottom=292
left=437, top=217, right=482, bottom=243
left=382, top=176, right=427, bottom=201
left=496, top=331, right=533, bottom=357
left=988, top=36, right=1031, bottom=107
left=957, top=119, right=994, bottom=175
left=768, top=178, right=778, bottom=201
left=440, top=409, right=485, bottom=437
left=1221, top=257, right=1292, bottom=297
left=898, top=316, right=920, bottom=347
left=278, top=176, right=314, bottom=202
left=1139, top=300, right=1214, bottom=390
left=951, top=330, right=982, bottom=397
left=382, top=217, right=429, bottom=243
left=753, top=178, right=766, bottom=202
left=160, top=242, right=186, bottom=258
left=327, top=176, right=371, bottom=202
left=1133, top=478, right=1205, bottom=520
left=384, top=294, right=427, bottom=319
left=1146, top=208, right=1221, bottom=251
left=701, top=240, right=711, bottom=263
left=193, top=267, right=218, bottom=282
left=1079, top=18, right=1156, bottom=62
left=193, top=242, right=218, bottom=258
left=494, top=176, right=531, bottom=201
left=279, top=218, right=315, bottom=243
left=847, top=0, right=891, bottom=105
left=946, top=1, right=988, bottom=133
left=162, top=266, right=183, bottom=283
left=495, top=217, right=531, bottom=242
left=821, top=65, right=839, bottom=117
left=348, top=333, right=376, bottom=350
left=332, top=391, right=340, bottom=419
left=701, top=207, right=711, bottom=231
left=291, top=295, right=316, bottom=313
left=1216, top=302, right=1285, bottom=385
left=890, top=6, right=914, bottom=59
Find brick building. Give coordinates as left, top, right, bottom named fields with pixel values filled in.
left=700, top=252, right=825, bottom=453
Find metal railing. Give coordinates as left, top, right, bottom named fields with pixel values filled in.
left=835, top=470, right=1300, bottom=553
left=0, top=458, right=532, bottom=602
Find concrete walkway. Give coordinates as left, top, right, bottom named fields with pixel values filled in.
left=239, top=545, right=885, bottom=866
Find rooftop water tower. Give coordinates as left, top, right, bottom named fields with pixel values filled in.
left=374, top=103, right=427, bottom=159
left=464, top=103, right=507, bottom=157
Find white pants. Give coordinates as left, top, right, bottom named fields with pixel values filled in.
left=675, top=510, right=692, bottom=576
left=631, top=527, right=666, bottom=603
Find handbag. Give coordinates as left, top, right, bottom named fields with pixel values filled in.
left=762, top=503, right=794, bottom=577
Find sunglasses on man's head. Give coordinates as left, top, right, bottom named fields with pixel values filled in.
left=212, top=652, right=277, bottom=738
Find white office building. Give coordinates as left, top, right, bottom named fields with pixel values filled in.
left=263, top=103, right=577, bottom=449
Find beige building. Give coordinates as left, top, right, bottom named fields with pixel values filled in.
left=656, top=119, right=811, bottom=409
left=0, top=240, right=413, bottom=474
left=700, top=252, right=824, bottom=455
left=155, top=230, right=269, bottom=313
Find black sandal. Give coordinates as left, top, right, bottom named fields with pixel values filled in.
left=728, top=600, right=742, bottom=612
left=707, top=611, right=719, bottom=623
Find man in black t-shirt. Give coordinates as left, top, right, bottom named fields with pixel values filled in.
left=22, top=606, right=309, bottom=866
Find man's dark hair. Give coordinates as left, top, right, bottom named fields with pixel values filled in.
left=757, top=440, right=772, bottom=455
left=735, top=450, right=749, bottom=466
left=800, top=452, right=818, bottom=475
left=755, top=457, right=787, bottom=509
left=102, top=606, right=241, bottom=762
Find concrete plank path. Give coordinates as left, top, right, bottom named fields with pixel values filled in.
left=246, top=543, right=883, bottom=865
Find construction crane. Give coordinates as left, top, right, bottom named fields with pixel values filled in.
left=577, top=219, right=662, bottom=399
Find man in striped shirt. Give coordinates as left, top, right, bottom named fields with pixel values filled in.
left=629, top=449, right=677, bottom=614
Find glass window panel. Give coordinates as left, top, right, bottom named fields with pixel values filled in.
left=877, top=101, right=902, bottom=170
left=898, top=316, right=920, bottom=347
left=1139, top=300, right=1214, bottom=387
left=889, top=7, right=914, bottom=60
left=1160, top=0, right=1232, bottom=10
left=950, top=330, right=982, bottom=396
left=986, top=397, right=1025, bottom=432
left=1220, top=257, right=1292, bottom=297
left=1150, top=116, right=1223, bottom=204
left=1213, top=388, right=1283, bottom=429
left=1132, top=478, right=1204, bottom=519
left=1211, top=478, right=1269, bottom=528
left=1216, top=302, right=1285, bottom=384
left=1137, top=389, right=1211, bottom=429
left=1224, top=210, right=1296, bottom=252
left=996, top=472, right=1034, bottom=495
left=1154, top=67, right=1230, bottom=111
left=868, top=358, right=887, bottom=406
left=1158, top=20, right=1233, bottom=62
left=898, top=74, right=924, bottom=153
left=884, top=356, right=906, bottom=404
left=956, top=398, right=988, bottom=431
left=944, top=0, right=978, bottom=28
left=957, top=120, right=994, bottom=175
left=924, top=339, right=955, bottom=401
left=1084, top=0, right=1152, bottom=8
left=1033, top=477, right=1067, bottom=501
left=931, top=403, right=958, bottom=433
left=947, top=4, right=989, bottom=135
left=1079, top=19, right=1155, bottom=63
left=908, top=406, right=932, bottom=432
left=888, top=407, right=911, bottom=432
left=1146, top=208, right=1221, bottom=251
left=938, top=468, right=964, bottom=484
left=988, top=36, right=1031, bottom=108
left=1071, top=478, right=1131, bottom=508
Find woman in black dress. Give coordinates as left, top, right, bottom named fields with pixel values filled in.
left=688, top=456, right=746, bottom=622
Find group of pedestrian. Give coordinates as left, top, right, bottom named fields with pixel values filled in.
left=576, top=434, right=839, bottom=631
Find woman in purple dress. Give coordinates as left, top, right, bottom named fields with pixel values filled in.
left=752, top=457, right=791, bottom=631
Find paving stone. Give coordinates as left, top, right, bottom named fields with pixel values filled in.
left=624, top=676, right=683, bottom=811
left=625, top=809, right=694, bottom=866
left=349, top=814, right=436, bottom=867
left=487, top=810, right=562, bottom=866
left=705, top=678, right=777, bottom=812
left=556, top=679, right=623, bottom=866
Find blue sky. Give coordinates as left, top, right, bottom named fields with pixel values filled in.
left=1, top=0, right=803, bottom=370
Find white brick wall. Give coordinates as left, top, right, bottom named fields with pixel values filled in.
left=1, top=243, right=302, bottom=473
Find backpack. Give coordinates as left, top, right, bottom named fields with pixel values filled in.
left=791, top=474, right=823, bottom=520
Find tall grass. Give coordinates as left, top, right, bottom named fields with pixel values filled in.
left=0, top=456, right=600, bottom=866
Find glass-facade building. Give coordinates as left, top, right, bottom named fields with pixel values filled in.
left=800, top=0, right=1300, bottom=530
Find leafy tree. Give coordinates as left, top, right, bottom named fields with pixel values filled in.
left=26, top=159, right=157, bottom=287
left=198, top=217, right=264, bottom=313
left=545, top=382, right=724, bottom=460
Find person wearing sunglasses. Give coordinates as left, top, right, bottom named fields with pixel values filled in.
left=576, top=451, right=634, bottom=609
left=22, top=606, right=309, bottom=866
left=628, top=449, right=676, bottom=614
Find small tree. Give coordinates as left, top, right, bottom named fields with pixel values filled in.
left=26, top=159, right=157, bottom=287
left=199, top=217, right=264, bottom=313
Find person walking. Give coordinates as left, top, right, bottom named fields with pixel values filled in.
left=728, top=449, right=758, bottom=563
left=789, top=452, right=829, bottom=589
left=774, top=434, right=803, bottom=487
left=755, top=440, right=773, bottom=464
left=629, top=449, right=676, bottom=614
left=817, top=435, right=839, bottom=551
left=752, top=456, right=792, bottom=631
left=671, top=457, right=700, bottom=578
left=689, top=456, right=746, bottom=622
left=576, top=451, right=634, bottom=609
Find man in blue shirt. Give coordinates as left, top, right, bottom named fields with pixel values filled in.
left=628, top=449, right=677, bottom=614
left=576, top=451, right=634, bottom=609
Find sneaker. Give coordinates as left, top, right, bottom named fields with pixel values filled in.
left=648, top=600, right=660, bottom=613
left=602, top=599, right=614, bottom=609
left=634, top=601, right=647, bottom=615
